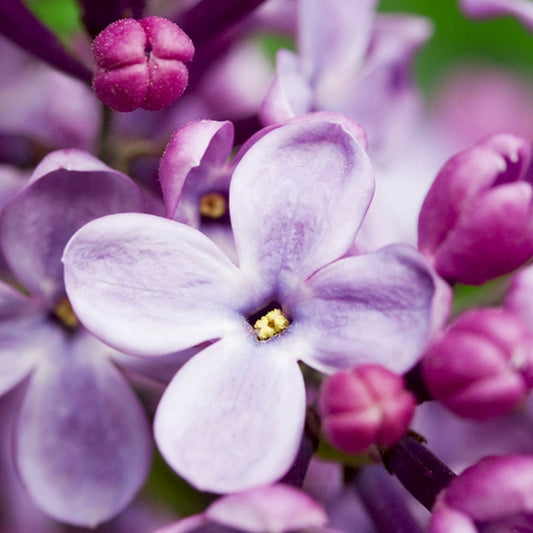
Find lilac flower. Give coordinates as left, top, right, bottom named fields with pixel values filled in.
left=154, top=484, right=333, bottom=533
left=0, top=149, right=156, bottom=526
left=418, top=133, right=533, bottom=285
left=260, top=0, right=432, bottom=162
left=460, top=0, right=533, bottom=31
left=63, top=115, right=436, bottom=493
left=92, top=16, right=194, bottom=112
left=429, top=454, right=533, bottom=532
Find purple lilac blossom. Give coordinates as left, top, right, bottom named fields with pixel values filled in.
left=62, top=115, right=437, bottom=493
left=0, top=149, right=157, bottom=527
left=318, top=364, right=416, bottom=453
left=460, top=0, right=533, bottom=31
left=418, top=133, right=533, bottom=285
left=155, top=484, right=332, bottom=533
left=421, top=308, right=533, bottom=420
left=92, top=16, right=194, bottom=112
left=429, top=454, right=533, bottom=532
left=260, top=0, right=432, bottom=163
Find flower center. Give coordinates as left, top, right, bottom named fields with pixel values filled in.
left=199, top=192, right=227, bottom=219
left=52, top=297, right=79, bottom=330
left=253, top=308, right=289, bottom=341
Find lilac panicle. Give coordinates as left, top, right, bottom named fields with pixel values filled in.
left=0, top=149, right=155, bottom=527
left=92, top=16, right=194, bottom=112
left=418, top=133, right=533, bottom=285
left=460, top=0, right=533, bottom=31
left=63, top=115, right=436, bottom=493
left=429, top=454, right=533, bottom=532
left=421, top=308, right=533, bottom=420
left=155, top=484, right=330, bottom=533
left=318, top=365, right=416, bottom=453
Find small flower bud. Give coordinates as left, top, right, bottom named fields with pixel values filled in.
left=421, top=308, right=533, bottom=420
left=92, top=16, right=194, bottom=112
left=418, top=133, right=533, bottom=285
left=430, top=455, right=533, bottom=533
left=318, top=365, right=416, bottom=454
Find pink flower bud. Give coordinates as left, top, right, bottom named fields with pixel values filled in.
left=318, top=365, right=416, bottom=454
left=421, top=308, right=533, bottom=420
left=418, top=133, right=533, bottom=285
left=92, top=16, right=194, bottom=112
left=430, top=455, right=533, bottom=533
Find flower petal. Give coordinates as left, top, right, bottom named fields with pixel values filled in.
left=230, top=116, right=374, bottom=298
left=63, top=213, right=244, bottom=355
left=0, top=315, right=47, bottom=396
left=206, top=484, right=328, bottom=532
left=460, top=0, right=533, bottom=31
left=1, top=150, right=148, bottom=302
left=260, top=49, right=313, bottom=125
left=292, top=244, right=435, bottom=374
left=15, top=330, right=152, bottom=527
left=159, top=120, right=234, bottom=220
left=298, top=0, right=376, bottom=80
left=154, top=334, right=306, bottom=493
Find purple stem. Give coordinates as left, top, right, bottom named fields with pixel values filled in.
left=176, top=0, right=267, bottom=47
left=353, top=465, right=425, bottom=533
left=0, top=0, right=92, bottom=83
left=379, top=433, right=456, bottom=511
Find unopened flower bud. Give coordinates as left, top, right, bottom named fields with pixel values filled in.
left=318, top=365, right=416, bottom=454
left=418, top=133, right=533, bottom=285
left=92, top=16, right=194, bottom=112
left=421, top=308, right=533, bottom=420
left=429, top=455, right=533, bottom=533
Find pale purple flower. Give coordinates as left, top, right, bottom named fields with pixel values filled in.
left=429, top=454, right=533, bottom=532
left=260, top=0, right=432, bottom=162
left=155, top=484, right=333, bottom=533
left=0, top=149, right=157, bottom=526
left=460, top=0, right=533, bottom=31
left=62, top=115, right=436, bottom=493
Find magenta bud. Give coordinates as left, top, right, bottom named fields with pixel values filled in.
left=430, top=455, right=533, bottom=533
left=418, top=133, right=533, bottom=285
left=92, top=16, right=194, bottom=112
left=318, top=365, right=416, bottom=454
left=421, top=308, right=533, bottom=420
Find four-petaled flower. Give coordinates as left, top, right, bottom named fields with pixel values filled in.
left=62, top=115, right=436, bottom=493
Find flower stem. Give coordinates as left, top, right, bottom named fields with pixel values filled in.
left=379, top=432, right=456, bottom=511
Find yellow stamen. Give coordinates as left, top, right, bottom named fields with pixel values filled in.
left=199, top=192, right=226, bottom=219
left=53, top=297, right=79, bottom=330
left=254, top=308, right=289, bottom=341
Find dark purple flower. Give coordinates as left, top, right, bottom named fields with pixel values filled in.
left=63, top=115, right=436, bottom=493
left=429, top=454, right=533, bottom=532
left=318, top=364, right=416, bottom=453
left=0, top=149, right=156, bottom=526
left=418, top=133, right=533, bottom=285
left=421, top=308, right=533, bottom=420
left=92, top=16, right=194, bottom=112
